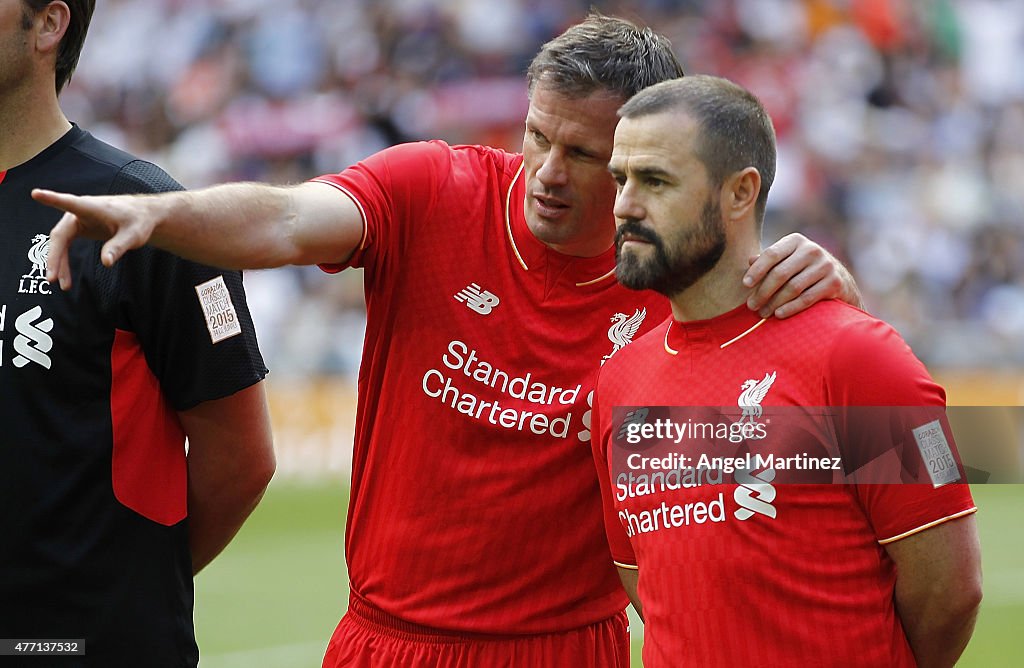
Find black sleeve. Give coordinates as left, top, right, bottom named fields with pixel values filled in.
left=95, top=160, right=267, bottom=410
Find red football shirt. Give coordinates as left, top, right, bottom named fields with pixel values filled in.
left=312, top=141, right=671, bottom=633
left=592, top=301, right=976, bottom=667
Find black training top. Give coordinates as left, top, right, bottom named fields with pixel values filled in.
left=0, top=126, right=268, bottom=667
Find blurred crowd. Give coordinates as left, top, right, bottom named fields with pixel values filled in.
left=65, top=0, right=1024, bottom=374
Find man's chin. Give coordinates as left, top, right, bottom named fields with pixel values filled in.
left=615, top=263, right=658, bottom=292
left=526, top=211, right=568, bottom=239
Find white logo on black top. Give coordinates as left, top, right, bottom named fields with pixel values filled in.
left=13, top=305, right=53, bottom=369
left=454, top=283, right=500, bottom=315
left=738, top=371, right=776, bottom=425
left=195, top=276, right=242, bottom=344
left=602, top=308, right=646, bottom=365
left=734, top=466, right=777, bottom=520
left=19, top=234, right=52, bottom=296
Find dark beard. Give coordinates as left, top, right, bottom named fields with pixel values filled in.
left=615, top=199, right=726, bottom=297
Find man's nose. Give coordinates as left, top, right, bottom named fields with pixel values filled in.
left=537, top=148, right=568, bottom=187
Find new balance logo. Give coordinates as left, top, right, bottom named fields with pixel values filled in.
left=617, top=407, right=650, bottom=440
left=454, top=283, right=500, bottom=315
left=734, top=466, right=777, bottom=520
left=13, top=306, right=53, bottom=369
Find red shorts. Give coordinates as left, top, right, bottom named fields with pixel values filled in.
left=322, top=593, right=630, bottom=667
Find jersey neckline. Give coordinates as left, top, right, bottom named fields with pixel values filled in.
left=0, top=124, right=84, bottom=186
left=504, top=157, right=618, bottom=288
left=664, top=303, right=768, bottom=354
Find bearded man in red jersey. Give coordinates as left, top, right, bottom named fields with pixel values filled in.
left=593, top=74, right=981, bottom=668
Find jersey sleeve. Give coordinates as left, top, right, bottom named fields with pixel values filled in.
left=100, top=160, right=268, bottom=411
left=310, top=140, right=453, bottom=273
left=826, top=317, right=976, bottom=544
left=591, top=379, right=639, bottom=569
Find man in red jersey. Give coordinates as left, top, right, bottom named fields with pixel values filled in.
left=34, top=13, right=863, bottom=668
left=593, top=74, right=982, bottom=667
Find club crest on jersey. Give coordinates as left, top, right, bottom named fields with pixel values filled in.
left=18, top=234, right=52, bottom=296
left=601, top=307, right=646, bottom=365
left=454, top=283, right=500, bottom=315
left=737, top=371, right=776, bottom=425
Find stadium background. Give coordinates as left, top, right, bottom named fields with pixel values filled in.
left=66, top=0, right=1022, bottom=665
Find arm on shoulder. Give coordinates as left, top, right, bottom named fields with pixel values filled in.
left=179, top=381, right=275, bottom=574
left=885, top=514, right=982, bottom=667
left=743, top=232, right=864, bottom=318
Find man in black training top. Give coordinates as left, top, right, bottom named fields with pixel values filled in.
left=0, top=2, right=274, bottom=666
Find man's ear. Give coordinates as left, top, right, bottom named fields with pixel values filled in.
left=33, top=1, right=70, bottom=56
left=723, top=167, right=761, bottom=223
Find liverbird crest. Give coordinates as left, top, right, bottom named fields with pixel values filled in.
left=738, top=371, right=776, bottom=423
left=601, top=307, right=647, bottom=365
left=24, top=234, right=50, bottom=280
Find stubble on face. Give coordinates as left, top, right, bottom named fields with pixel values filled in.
left=0, top=4, right=34, bottom=95
left=615, top=197, right=726, bottom=297
left=520, top=84, right=623, bottom=257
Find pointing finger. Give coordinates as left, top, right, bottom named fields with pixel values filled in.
left=32, top=188, right=83, bottom=212
left=45, top=212, right=77, bottom=284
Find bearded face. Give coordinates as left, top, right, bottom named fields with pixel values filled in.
left=615, top=196, right=726, bottom=298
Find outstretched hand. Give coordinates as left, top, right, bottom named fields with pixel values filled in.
left=32, top=189, right=159, bottom=290
left=742, top=233, right=863, bottom=319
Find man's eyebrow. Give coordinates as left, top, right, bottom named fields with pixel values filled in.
left=608, top=163, right=673, bottom=180
left=634, top=166, right=672, bottom=179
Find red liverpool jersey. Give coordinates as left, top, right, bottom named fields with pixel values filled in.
left=312, top=141, right=670, bottom=633
left=592, top=301, right=976, bottom=667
